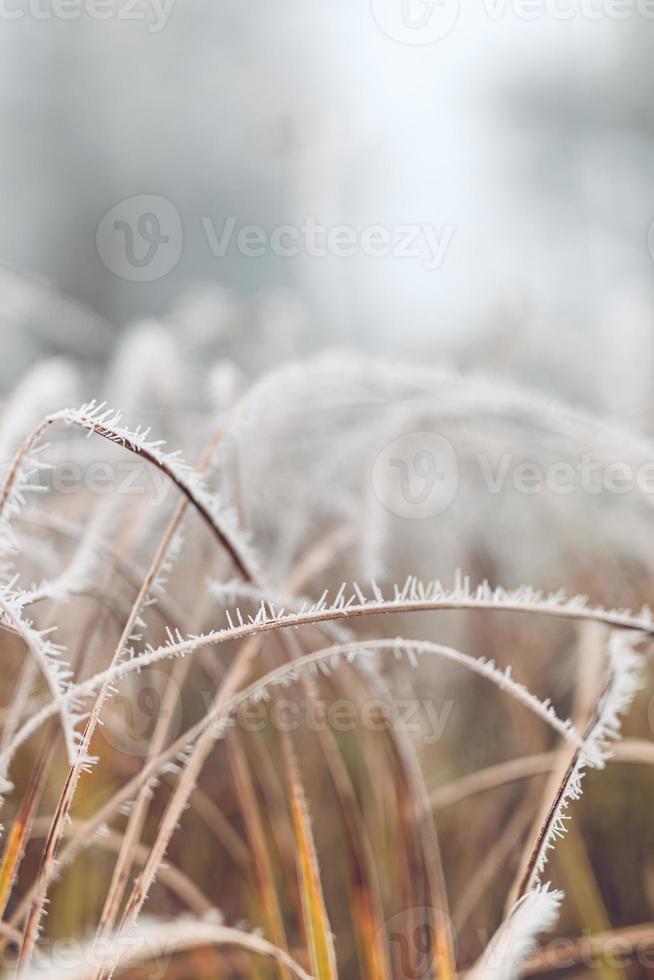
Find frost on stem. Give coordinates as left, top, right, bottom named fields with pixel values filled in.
left=524, top=629, right=644, bottom=890
left=0, top=583, right=83, bottom=784
left=55, top=401, right=259, bottom=579
left=0, top=418, right=80, bottom=777
left=2, top=575, right=652, bottom=786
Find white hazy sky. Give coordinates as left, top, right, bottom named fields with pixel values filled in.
left=0, top=0, right=649, bottom=366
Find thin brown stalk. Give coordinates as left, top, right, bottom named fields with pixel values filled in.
left=428, top=740, right=654, bottom=813
left=86, top=427, right=235, bottom=960
left=521, top=921, right=654, bottom=975
left=28, top=816, right=213, bottom=916
left=7, top=585, right=630, bottom=771
left=0, top=409, right=252, bottom=579
left=514, top=678, right=611, bottom=903
left=14, top=415, right=246, bottom=975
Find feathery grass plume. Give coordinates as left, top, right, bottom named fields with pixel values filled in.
left=467, top=885, right=563, bottom=979
left=0, top=359, right=77, bottom=461
left=208, top=359, right=244, bottom=417
left=104, top=321, right=182, bottom=415
left=19, top=915, right=313, bottom=980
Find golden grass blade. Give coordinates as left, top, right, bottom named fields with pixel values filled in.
left=228, top=733, right=291, bottom=980
left=467, top=886, right=563, bottom=980
left=0, top=740, right=50, bottom=918
left=282, top=731, right=338, bottom=980
left=268, top=629, right=391, bottom=980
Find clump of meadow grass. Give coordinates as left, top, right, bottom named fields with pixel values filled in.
left=0, top=304, right=652, bottom=979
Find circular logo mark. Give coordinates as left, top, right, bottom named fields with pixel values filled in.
left=370, top=0, right=460, bottom=44
left=371, top=431, right=458, bottom=519
left=103, top=668, right=183, bottom=757
left=96, top=194, right=183, bottom=282
left=375, top=907, right=455, bottom=979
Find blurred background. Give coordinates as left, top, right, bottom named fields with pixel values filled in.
left=1, top=0, right=653, bottom=415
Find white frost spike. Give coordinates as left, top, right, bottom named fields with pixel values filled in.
left=593, top=630, right=644, bottom=757
left=54, top=400, right=259, bottom=578
left=468, top=885, right=563, bottom=979
left=0, top=585, right=77, bottom=768
left=209, top=579, right=350, bottom=642
left=211, top=576, right=654, bottom=639
left=0, top=583, right=649, bottom=787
